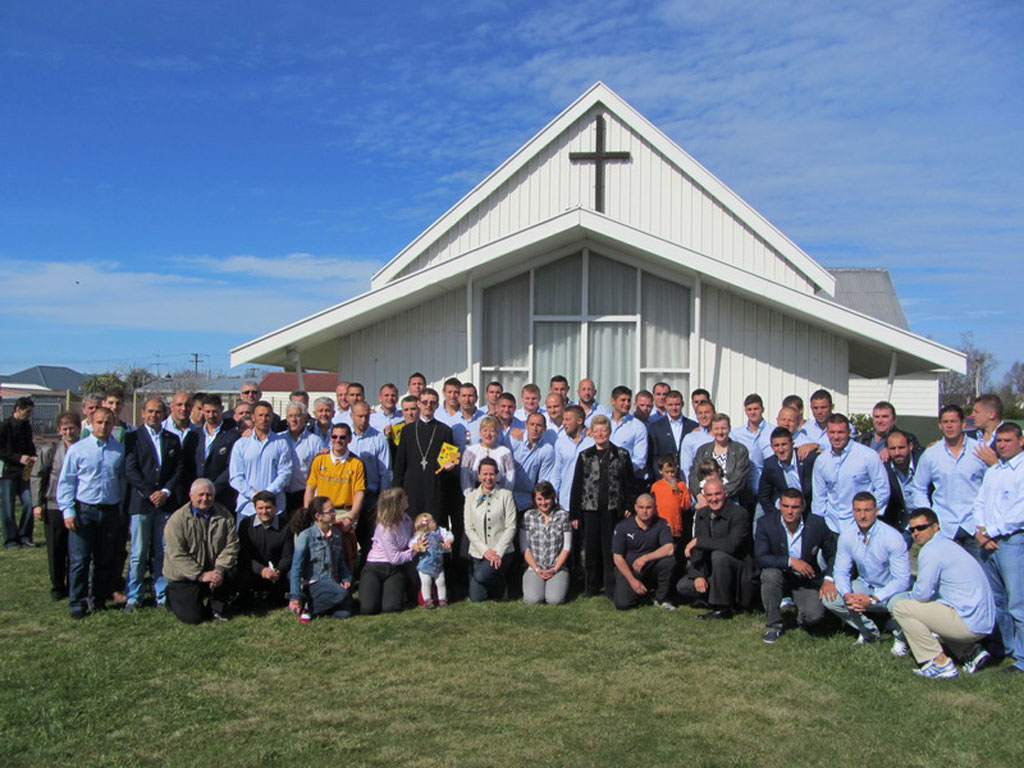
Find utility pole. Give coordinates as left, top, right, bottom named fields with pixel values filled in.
left=189, top=352, right=205, bottom=375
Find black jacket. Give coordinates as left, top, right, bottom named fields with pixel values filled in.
left=183, top=424, right=242, bottom=510
left=237, top=515, right=295, bottom=576
left=882, top=445, right=925, bottom=530
left=124, top=427, right=184, bottom=515
left=686, top=502, right=750, bottom=579
left=570, top=443, right=635, bottom=521
left=757, top=451, right=818, bottom=518
left=0, top=416, right=36, bottom=479
left=753, top=510, right=836, bottom=581
left=646, top=415, right=698, bottom=480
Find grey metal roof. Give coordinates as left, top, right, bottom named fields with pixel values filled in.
left=820, top=268, right=909, bottom=330
left=0, top=365, right=86, bottom=393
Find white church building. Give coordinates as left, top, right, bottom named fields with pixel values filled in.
left=231, top=83, right=964, bottom=416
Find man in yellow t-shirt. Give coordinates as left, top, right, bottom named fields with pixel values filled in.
left=304, top=423, right=366, bottom=536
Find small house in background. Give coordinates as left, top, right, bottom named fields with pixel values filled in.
left=258, top=372, right=339, bottom=416
left=0, top=365, right=85, bottom=394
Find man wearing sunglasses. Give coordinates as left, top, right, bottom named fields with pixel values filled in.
left=889, top=509, right=994, bottom=679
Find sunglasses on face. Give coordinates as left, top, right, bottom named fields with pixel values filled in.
left=242, top=390, right=259, bottom=395
left=331, top=435, right=350, bottom=441
left=908, top=523, right=935, bottom=533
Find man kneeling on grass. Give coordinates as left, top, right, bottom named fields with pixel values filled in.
left=611, top=494, right=676, bottom=610
left=163, top=478, right=239, bottom=624
left=889, top=508, right=995, bottom=679
left=753, top=488, right=836, bottom=644
left=822, top=492, right=910, bottom=651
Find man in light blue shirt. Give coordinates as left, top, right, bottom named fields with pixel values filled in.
left=307, top=397, right=336, bottom=444
left=911, top=404, right=988, bottom=553
left=56, top=406, right=126, bottom=618
left=349, top=400, right=392, bottom=557
left=607, top=386, right=648, bottom=481
left=811, top=414, right=890, bottom=533
left=369, top=383, right=403, bottom=436
left=973, top=422, right=1024, bottom=674
left=283, top=402, right=326, bottom=513
left=451, top=383, right=485, bottom=451
left=552, top=406, right=593, bottom=511
left=495, top=393, right=526, bottom=450
left=436, top=377, right=463, bottom=427
left=576, top=378, right=607, bottom=426
left=162, top=391, right=200, bottom=446
left=890, top=508, right=995, bottom=678
left=822, top=491, right=910, bottom=645
left=229, top=401, right=294, bottom=520
left=731, top=394, right=776, bottom=499
left=513, top=383, right=546, bottom=424
left=543, top=393, right=566, bottom=444
left=512, top=413, right=556, bottom=510
left=680, top=400, right=715, bottom=478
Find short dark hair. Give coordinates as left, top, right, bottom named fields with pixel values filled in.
left=666, top=390, right=684, bottom=401
left=782, top=394, right=804, bottom=411
left=331, top=423, right=352, bottom=438
left=380, top=382, right=399, bottom=393
left=908, top=508, right=939, bottom=527
left=852, top=491, right=876, bottom=505
left=657, top=454, right=679, bottom=470
left=443, top=377, right=462, bottom=389
left=14, top=396, right=34, bottom=411
left=252, top=490, right=277, bottom=507
left=743, top=393, right=763, bottom=408
left=478, top=457, right=499, bottom=473
left=202, top=393, right=223, bottom=409
left=401, top=395, right=419, bottom=406
left=56, top=410, right=81, bottom=429
left=996, top=422, right=1023, bottom=439
left=691, top=388, right=711, bottom=400
left=254, top=400, right=274, bottom=413
left=459, top=382, right=477, bottom=393
left=189, top=392, right=206, bottom=408
left=974, top=393, right=1004, bottom=420
left=826, top=413, right=850, bottom=428
left=770, top=427, right=793, bottom=442
left=102, top=388, right=125, bottom=401
left=486, top=380, right=503, bottom=391
left=409, top=372, right=426, bottom=384
left=421, top=387, right=439, bottom=400
left=810, top=389, right=833, bottom=405
left=779, top=488, right=804, bottom=504
left=611, top=385, right=632, bottom=399
left=290, top=390, right=309, bottom=400
left=549, top=375, right=569, bottom=387
left=347, top=382, right=364, bottom=394
left=873, top=400, right=896, bottom=417
left=939, top=404, right=964, bottom=420
left=498, top=392, right=517, bottom=405
left=564, top=404, right=585, bottom=421
left=532, top=481, right=557, bottom=503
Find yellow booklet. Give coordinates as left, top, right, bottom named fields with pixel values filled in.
left=437, top=442, right=460, bottom=468
left=391, top=422, right=406, bottom=445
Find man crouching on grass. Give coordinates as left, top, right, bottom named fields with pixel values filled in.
left=162, top=478, right=239, bottom=624
left=610, top=494, right=676, bottom=610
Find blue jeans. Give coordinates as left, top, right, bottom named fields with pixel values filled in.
left=67, top=503, right=120, bottom=612
left=469, top=555, right=511, bottom=602
left=0, top=475, right=34, bottom=546
left=126, top=511, right=172, bottom=604
left=305, top=580, right=350, bottom=617
left=822, top=577, right=898, bottom=637
left=979, top=531, right=1024, bottom=670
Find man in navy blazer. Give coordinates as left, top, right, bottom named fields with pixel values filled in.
left=754, top=488, right=836, bottom=643
left=757, top=427, right=817, bottom=520
left=124, top=398, right=184, bottom=611
left=183, top=394, right=241, bottom=511
left=646, top=389, right=698, bottom=481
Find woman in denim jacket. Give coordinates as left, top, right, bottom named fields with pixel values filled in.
left=288, top=496, right=353, bottom=620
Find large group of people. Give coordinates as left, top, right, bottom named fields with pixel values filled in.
left=4, top=373, right=1022, bottom=680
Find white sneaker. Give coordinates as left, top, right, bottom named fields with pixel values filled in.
left=854, top=632, right=879, bottom=646
left=913, top=658, right=959, bottom=679
left=779, top=597, right=796, bottom=613
left=653, top=600, right=677, bottom=611
left=891, top=630, right=909, bottom=657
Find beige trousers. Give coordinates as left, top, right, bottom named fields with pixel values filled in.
left=891, top=598, right=985, bottom=664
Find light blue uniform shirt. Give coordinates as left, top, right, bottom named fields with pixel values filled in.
left=581, top=403, right=609, bottom=427
left=350, top=425, right=392, bottom=493
left=680, top=427, right=713, bottom=478
left=832, top=519, right=910, bottom=602
left=57, top=435, right=126, bottom=519
left=369, top=407, right=403, bottom=435
left=511, top=438, right=556, bottom=510
left=609, top=413, right=648, bottom=479
left=514, top=406, right=546, bottom=423
left=436, top=405, right=463, bottom=428
left=731, top=420, right=776, bottom=493
left=812, top=440, right=890, bottom=533
left=285, top=430, right=326, bottom=493
left=553, top=433, right=595, bottom=510
left=909, top=535, right=995, bottom=635
left=229, top=431, right=294, bottom=517
left=972, top=451, right=1024, bottom=538
left=785, top=520, right=804, bottom=561
left=911, top=437, right=988, bottom=538
left=450, top=408, right=485, bottom=451
left=308, top=420, right=333, bottom=444
left=497, top=418, right=526, bottom=450
left=162, top=415, right=200, bottom=446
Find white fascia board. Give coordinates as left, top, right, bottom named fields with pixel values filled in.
left=581, top=211, right=964, bottom=373
left=371, top=81, right=835, bottom=295
left=231, top=210, right=586, bottom=367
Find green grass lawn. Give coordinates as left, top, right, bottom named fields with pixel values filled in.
left=1, top=543, right=1020, bottom=768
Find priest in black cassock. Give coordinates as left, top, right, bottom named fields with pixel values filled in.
left=394, top=388, right=461, bottom=529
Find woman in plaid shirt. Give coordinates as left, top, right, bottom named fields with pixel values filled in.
left=521, top=481, right=572, bottom=605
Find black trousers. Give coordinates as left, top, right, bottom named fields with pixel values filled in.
left=359, top=561, right=414, bottom=614
left=231, top=568, right=288, bottom=606
left=166, top=578, right=231, bottom=625
left=613, top=556, right=674, bottom=610
left=355, top=490, right=379, bottom=567
left=760, top=567, right=825, bottom=629
left=583, top=510, right=619, bottom=597
left=43, top=507, right=69, bottom=598
left=677, top=549, right=745, bottom=609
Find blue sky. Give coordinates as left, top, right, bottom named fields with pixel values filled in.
left=2, top=0, right=1021, bottom=380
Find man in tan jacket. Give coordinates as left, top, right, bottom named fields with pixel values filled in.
left=163, top=478, right=239, bottom=624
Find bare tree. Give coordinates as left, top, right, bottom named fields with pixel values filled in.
left=939, top=332, right=996, bottom=406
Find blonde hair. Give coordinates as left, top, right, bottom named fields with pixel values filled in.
left=414, top=513, right=435, bottom=533
left=376, top=487, right=409, bottom=529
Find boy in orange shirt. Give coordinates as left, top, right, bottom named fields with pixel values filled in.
left=650, top=455, right=693, bottom=570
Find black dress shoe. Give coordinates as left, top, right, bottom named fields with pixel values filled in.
left=697, top=609, right=733, bottom=620
left=20, top=539, right=38, bottom=548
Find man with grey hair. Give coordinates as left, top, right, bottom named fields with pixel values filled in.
left=309, top=396, right=335, bottom=444
left=163, top=478, right=239, bottom=623
left=283, top=401, right=326, bottom=514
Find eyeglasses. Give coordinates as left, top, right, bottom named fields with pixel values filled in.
left=908, top=523, right=935, bottom=533
left=419, top=400, right=438, bottom=407
left=241, top=389, right=259, bottom=395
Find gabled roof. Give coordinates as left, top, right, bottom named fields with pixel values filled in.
left=231, top=207, right=965, bottom=376
left=370, top=82, right=836, bottom=296
left=0, top=365, right=85, bottom=393
left=824, top=268, right=909, bottom=330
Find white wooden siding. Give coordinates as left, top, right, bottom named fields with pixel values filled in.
left=335, top=288, right=468, bottom=390
left=700, top=285, right=849, bottom=416
left=848, top=373, right=939, bottom=418
left=396, top=106, right=815, bottom=294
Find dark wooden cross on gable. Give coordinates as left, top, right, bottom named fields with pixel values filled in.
left=569, top=114, right=631, bottom=213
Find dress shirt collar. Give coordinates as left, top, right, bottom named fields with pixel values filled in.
left=331, top=450, right=351, bottom=464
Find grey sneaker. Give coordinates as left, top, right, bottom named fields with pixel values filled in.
left=653, top=600, right=677, bottom=611
left=961, top=645, right=991, bottom=674
left=913, top=658, right=959, bottom=679
left=854, top=631, right=880, bottom=646
left=123, top=601, right=140, bottom=614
